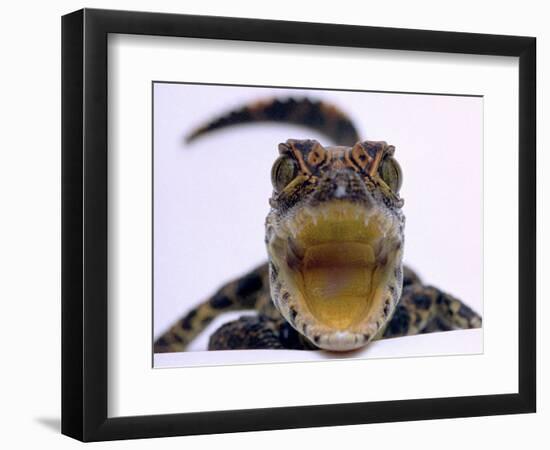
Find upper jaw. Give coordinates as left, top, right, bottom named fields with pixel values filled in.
left=267, top=200, right=404, bottom=351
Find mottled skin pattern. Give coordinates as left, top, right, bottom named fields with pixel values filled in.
left=185, top=97, right=360, bottom=145
left=154, top=97, right=481, bottom=353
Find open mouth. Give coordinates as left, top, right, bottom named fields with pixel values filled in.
left=269, top=201, right=402, bottom=349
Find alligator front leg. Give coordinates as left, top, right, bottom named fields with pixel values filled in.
left=383, top=284, right=482, bottom=338
left=208, top=314, right=316, bottom=350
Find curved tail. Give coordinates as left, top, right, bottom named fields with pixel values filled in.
left=186, top=97, right=361, bottom=147
left=154, top=263, right=270, bottom=353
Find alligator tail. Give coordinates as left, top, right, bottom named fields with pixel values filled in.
left=186, top=97, right=361, bottom=147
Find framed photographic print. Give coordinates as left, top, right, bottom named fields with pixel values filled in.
left=61, top=8, right=536, bottom=442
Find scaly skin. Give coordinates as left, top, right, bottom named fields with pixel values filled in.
left=154, top=97, right=481, bottom=353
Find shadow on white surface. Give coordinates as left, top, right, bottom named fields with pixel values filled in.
left=35, top=417, right=60, bottom=434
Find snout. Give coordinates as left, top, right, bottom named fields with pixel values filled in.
left=312, top=169, right=372, bottom=205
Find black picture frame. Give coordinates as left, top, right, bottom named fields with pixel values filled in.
left=61, top=8, right=536, bottom=442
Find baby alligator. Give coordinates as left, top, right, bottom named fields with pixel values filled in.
left=154, top=97, right=481, bottom=352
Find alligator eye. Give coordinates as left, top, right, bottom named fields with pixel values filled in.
left=379, top=156, right=402, bottom=193
left=271, top=156, right=299, bottom=192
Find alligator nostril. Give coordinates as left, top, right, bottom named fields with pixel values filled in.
left=334, top=182, right=349, bottom=198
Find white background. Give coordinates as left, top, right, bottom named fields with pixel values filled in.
left=153, top=84, right=483, bottom=354
left=0, top=0, right=546, bottom=449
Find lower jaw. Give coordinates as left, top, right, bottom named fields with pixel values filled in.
left=313, top=331, right=374, bottom=352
